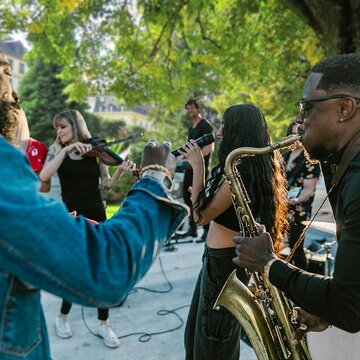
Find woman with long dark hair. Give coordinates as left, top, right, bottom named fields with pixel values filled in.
left=182, top=104, right=288, bottom=360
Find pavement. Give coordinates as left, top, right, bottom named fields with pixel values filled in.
left=42, top=237, right=256, bottom=360
left=42, top=175, right=333, bottom=360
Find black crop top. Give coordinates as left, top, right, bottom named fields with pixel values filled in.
left=213, top=205, right=240, bottom=232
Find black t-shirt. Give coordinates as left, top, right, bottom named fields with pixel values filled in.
left=187, top=118, right=214, bottom=171
left=57, top=155, right=103, bottom=214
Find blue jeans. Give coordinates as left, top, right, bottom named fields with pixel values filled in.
left=184, top=246, right=249, bottom=360
left=0, top=137, right=187, bottom=359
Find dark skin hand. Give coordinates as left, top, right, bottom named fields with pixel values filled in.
left=291, top=307, right=330, bottom=344
left=232, top=225, right=277, bottom=272
left=233, top=225, right=330, bottom=340
left=141, top=139, right=176, bottom=176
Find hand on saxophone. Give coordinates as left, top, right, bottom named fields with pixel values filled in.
left=232, top=224, right=278, bottom=272
left=291, top=307, right=331, bottom=345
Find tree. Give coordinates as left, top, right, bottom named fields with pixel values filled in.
left=18, top=58, right=101, bottom=145
left=1, top=0, right=328, bottom=137
left=281, top=0, right=360, bottom=55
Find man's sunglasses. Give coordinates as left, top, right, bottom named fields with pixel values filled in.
left=297, top=94, right=360, bottom=122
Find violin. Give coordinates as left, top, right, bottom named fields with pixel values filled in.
left=83, top=132, right=143, bottom=166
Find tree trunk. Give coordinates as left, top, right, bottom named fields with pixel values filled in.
left=280, top=0, right=360, bottom=55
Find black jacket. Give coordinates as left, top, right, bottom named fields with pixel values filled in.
left=270, top=151, right=360, bottom=332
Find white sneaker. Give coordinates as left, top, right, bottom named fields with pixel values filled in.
left=98, top=323, right=120, bottom=348
left=55, top=315, right=73, bottom=339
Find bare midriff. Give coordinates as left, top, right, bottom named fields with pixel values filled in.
left=206, top=221, right=238, bottom=249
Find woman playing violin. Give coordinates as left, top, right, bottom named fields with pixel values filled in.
left=40, top=109, right=135, bottom=348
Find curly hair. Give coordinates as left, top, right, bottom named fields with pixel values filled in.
left=0, top=101, right=20, bottom=143
left=194, top=104, right=288, bottom=254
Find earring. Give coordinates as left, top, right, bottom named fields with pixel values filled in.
left=340, top=118, right=344, bottom=122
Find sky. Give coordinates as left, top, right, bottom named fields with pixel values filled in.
left=10, top=31, right=30, bottom=49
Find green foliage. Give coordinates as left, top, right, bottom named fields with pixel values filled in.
left=2, top=0, right=326, bottom=139
left=106, top=203, right=120, bottom=219
left=97, top=119, right=127, bottom=139
left=18, top=58, right=102, bottom=145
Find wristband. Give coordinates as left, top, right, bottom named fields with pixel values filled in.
left=140, top=164, right=173, bottom=179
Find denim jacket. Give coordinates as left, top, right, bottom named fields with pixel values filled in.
left=0, top=137, right=187, bottom=359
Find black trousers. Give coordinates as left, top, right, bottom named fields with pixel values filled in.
left=60, top=301, right=109, bottom=321
left=61, top=204, right=109, bottom=321
left=184, top=246, right=249, bottom=360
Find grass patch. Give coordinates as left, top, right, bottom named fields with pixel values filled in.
left=106, top=204, right=120, bottom=219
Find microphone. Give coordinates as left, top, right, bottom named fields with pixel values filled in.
left=171, top=133, right=215, bottom=157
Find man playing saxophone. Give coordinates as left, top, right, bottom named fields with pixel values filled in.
left=233, top=53, right=360, bottom=343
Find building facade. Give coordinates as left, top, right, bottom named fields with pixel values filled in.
left=0, top=39, right=28, bottom=91
left=88, top=95, right=152, bottom=130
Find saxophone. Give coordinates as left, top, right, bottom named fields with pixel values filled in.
left=213, top=134, right=311, bottom=360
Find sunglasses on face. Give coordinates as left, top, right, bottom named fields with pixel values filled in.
left=297, top=94, right=360, bottom=122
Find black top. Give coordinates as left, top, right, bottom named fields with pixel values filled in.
left=188, top=118, right=214, bottom=171
left=57, top=155, right=103, bottom=214
left=270, top=151, right=360, bottom=332
left=213, top=205, right=240, bottom=232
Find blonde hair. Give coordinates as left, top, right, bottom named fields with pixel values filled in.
left=53, top=109, right=91, bottom=142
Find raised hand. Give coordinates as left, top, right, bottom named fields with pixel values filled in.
left=141, top=139, right=176, bottom=176
left=116, top=159, right=136, bottom=175
left=63, top=142, right=92, bottom=156
left=177, top=139, right=204, bottom=170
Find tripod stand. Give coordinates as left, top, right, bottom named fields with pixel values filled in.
left=307, top=239, right=336, bottom=276
left=315, top=240, right=337, bottom=276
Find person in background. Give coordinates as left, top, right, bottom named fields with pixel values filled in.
left=183, top=98, right=214, bottom=240
left=0, top=52, right=187, bottom=359
left=283, top=119, right=320, bottom=270
left=0, top=52, right=49, bottom=193
left=234, top=53, right=360, bottom=344
left=40, top=109, right=136, bottom=348
left=181, top=104, right=288, bottom=360
left=12, top=107, right=50, bottom=192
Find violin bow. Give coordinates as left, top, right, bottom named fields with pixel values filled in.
left=91, top=132, right=143, bottom=151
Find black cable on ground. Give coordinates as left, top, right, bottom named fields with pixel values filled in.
left=81, top=255, right=190, bottom=342
left=129, top=255, right=172, bottom=294
left=81, top=304, right=190, bottom=342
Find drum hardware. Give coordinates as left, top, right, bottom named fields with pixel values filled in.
left=305, top=240, right=336, bottom=276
